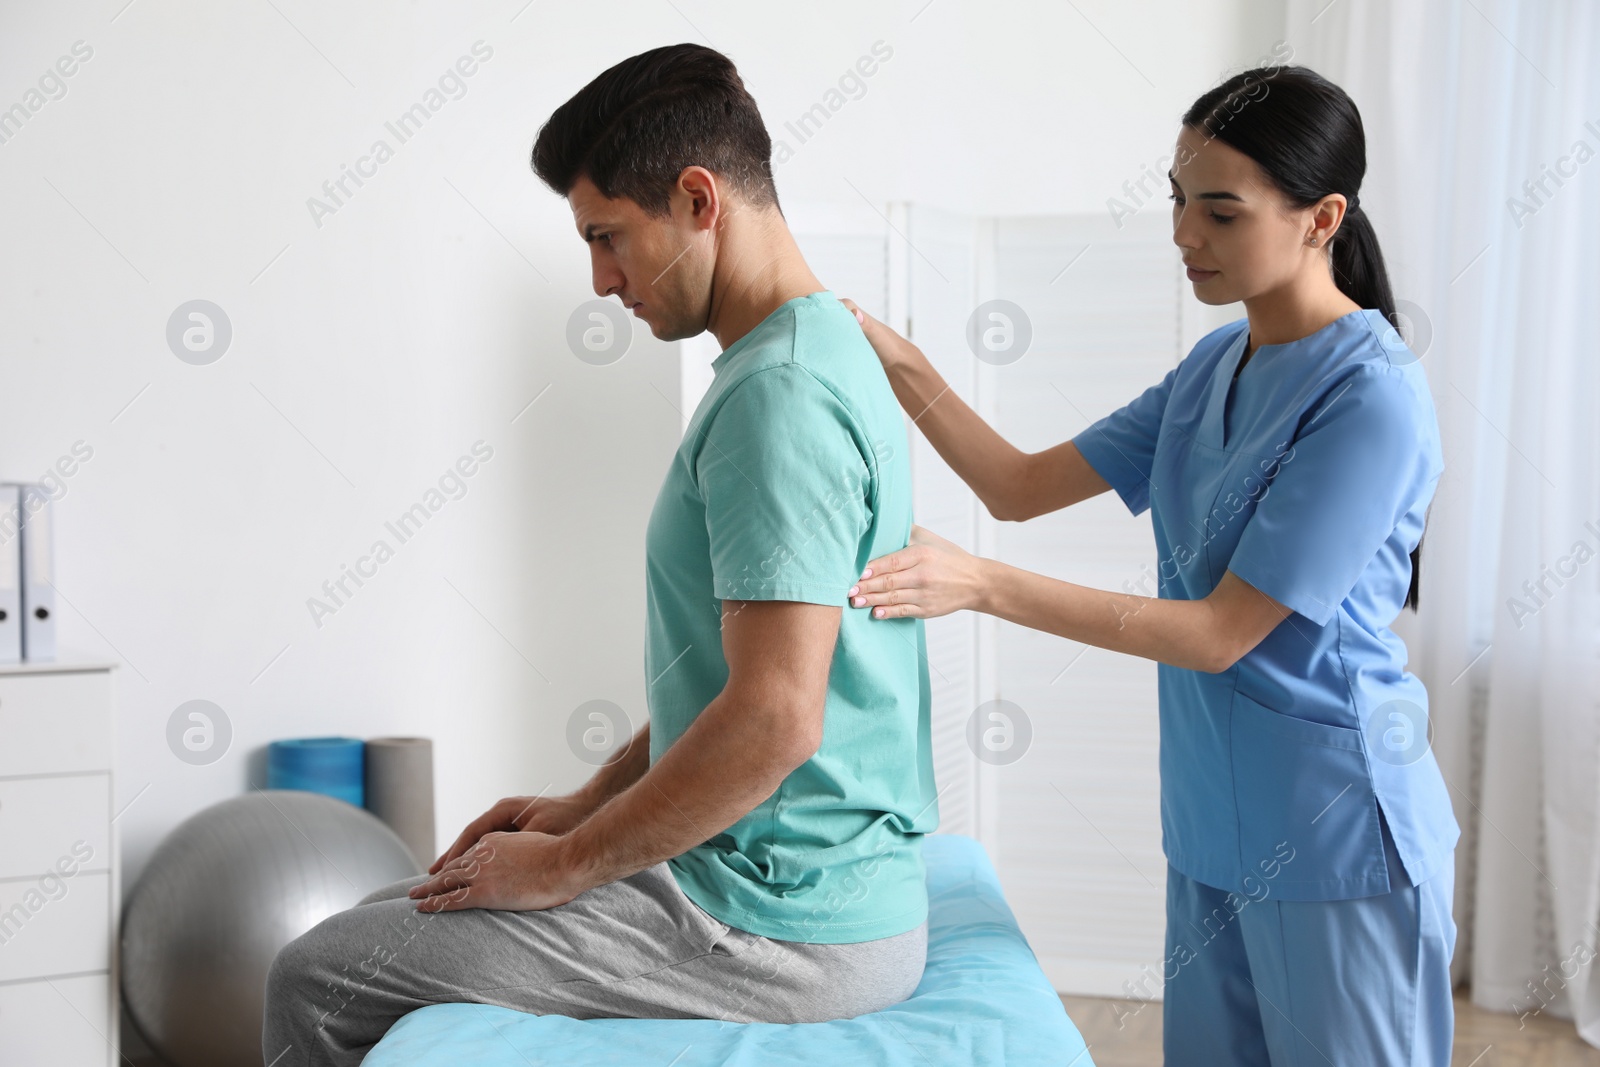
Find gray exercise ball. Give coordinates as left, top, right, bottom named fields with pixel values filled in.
left=122, top=790, right=422, bottom=1067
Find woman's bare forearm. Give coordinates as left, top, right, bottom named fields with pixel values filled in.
left=976, top=557, right=1224, bottom=671
left=883, top=350, right=1110, bottom=521
left=882, top=352, right=1036, bottom=520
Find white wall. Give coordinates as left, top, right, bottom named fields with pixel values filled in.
left=0, top=0, right=1281, bottom=949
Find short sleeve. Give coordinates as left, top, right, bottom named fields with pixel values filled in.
left=1228, top=367, right=1438, bottom=626
left=697, top=365, right=872, bottom=605
left=1072, top=366, right=1178, bottom=515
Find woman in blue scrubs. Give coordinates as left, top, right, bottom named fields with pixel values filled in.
left=841, top=66, right=1459, bottom=1066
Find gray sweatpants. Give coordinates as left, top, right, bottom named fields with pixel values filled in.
left=262, top=862, right=927, bottom=1067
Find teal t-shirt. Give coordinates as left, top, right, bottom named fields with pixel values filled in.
left=644, top=290, right=937, bottom=944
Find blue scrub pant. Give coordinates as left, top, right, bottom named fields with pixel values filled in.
left=1162, top=822, right=1457, bottom=1066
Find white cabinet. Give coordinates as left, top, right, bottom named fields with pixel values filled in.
left=0, top=663, right=116, bottom=1067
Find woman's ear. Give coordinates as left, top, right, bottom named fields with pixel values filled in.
left=1309, top=194, right=1350, bottom=245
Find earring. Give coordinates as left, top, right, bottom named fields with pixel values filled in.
left=1309, top=236, right=1319, bottom=246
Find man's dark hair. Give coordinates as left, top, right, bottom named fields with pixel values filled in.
left=531, top=43, right=779, bottom=216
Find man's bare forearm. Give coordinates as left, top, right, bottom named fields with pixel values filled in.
left=575, top=723, right=652, bottom=806
left=554, top=691, right=808, bottom=890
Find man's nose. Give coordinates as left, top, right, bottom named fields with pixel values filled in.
left=592, top=258, right=623, bottom=299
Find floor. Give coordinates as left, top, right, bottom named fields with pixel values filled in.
left=1061, top=990, right=1600, bottom=1066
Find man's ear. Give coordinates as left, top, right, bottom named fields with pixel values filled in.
left=675, top=166, right=723, bottom=232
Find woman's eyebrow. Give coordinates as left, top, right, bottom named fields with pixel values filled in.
left=1168, top=172, right=1246, bottom=202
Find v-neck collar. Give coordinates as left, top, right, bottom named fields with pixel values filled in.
left=1202, top=325, right=1253, bottom=451
left=1201, top=309, right=1371, bottom=451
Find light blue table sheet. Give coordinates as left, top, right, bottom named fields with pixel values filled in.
left=364, top=834, right=1094, bottom=1066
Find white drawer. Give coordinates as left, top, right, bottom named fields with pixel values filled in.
left=0, top=673, right=111, bottom=777
left=0, top=871, right=110, bottom=983
left=0, top=973, right=113, bottom=1067
left=0, top=776, right=109, bottom=881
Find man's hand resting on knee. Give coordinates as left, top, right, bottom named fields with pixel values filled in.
left=425, top=719, right=654, bottom=877
left=428, top=796, right=592, bottom=870
left=428, top=793, right=595, bottom=874
left=415, top=829, right=587, bottom=912
left=407, top=599, right=839, bottom=914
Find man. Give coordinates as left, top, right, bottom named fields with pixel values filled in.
left=262, top=43, right=936, bottom=1065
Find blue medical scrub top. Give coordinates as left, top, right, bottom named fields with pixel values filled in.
left=1074, top=309, right=1460, bottom=901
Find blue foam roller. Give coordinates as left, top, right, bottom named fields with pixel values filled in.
left=268, top=737, right=365, bottom=807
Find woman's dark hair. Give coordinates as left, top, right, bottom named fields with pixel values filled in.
left=1183, top=65, right=1422, bottom=610
left=531, top=43, right=779, bottom=216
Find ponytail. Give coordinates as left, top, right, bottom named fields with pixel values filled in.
left=1328, top=204, right=1396, bottom=324
left=1184, top=65, right=1423, bottom=610
left=1329, top=204, right=1420, bottom=610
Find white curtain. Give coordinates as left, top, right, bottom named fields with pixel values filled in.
left=1285, top=0, right=1600, bottom=1046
